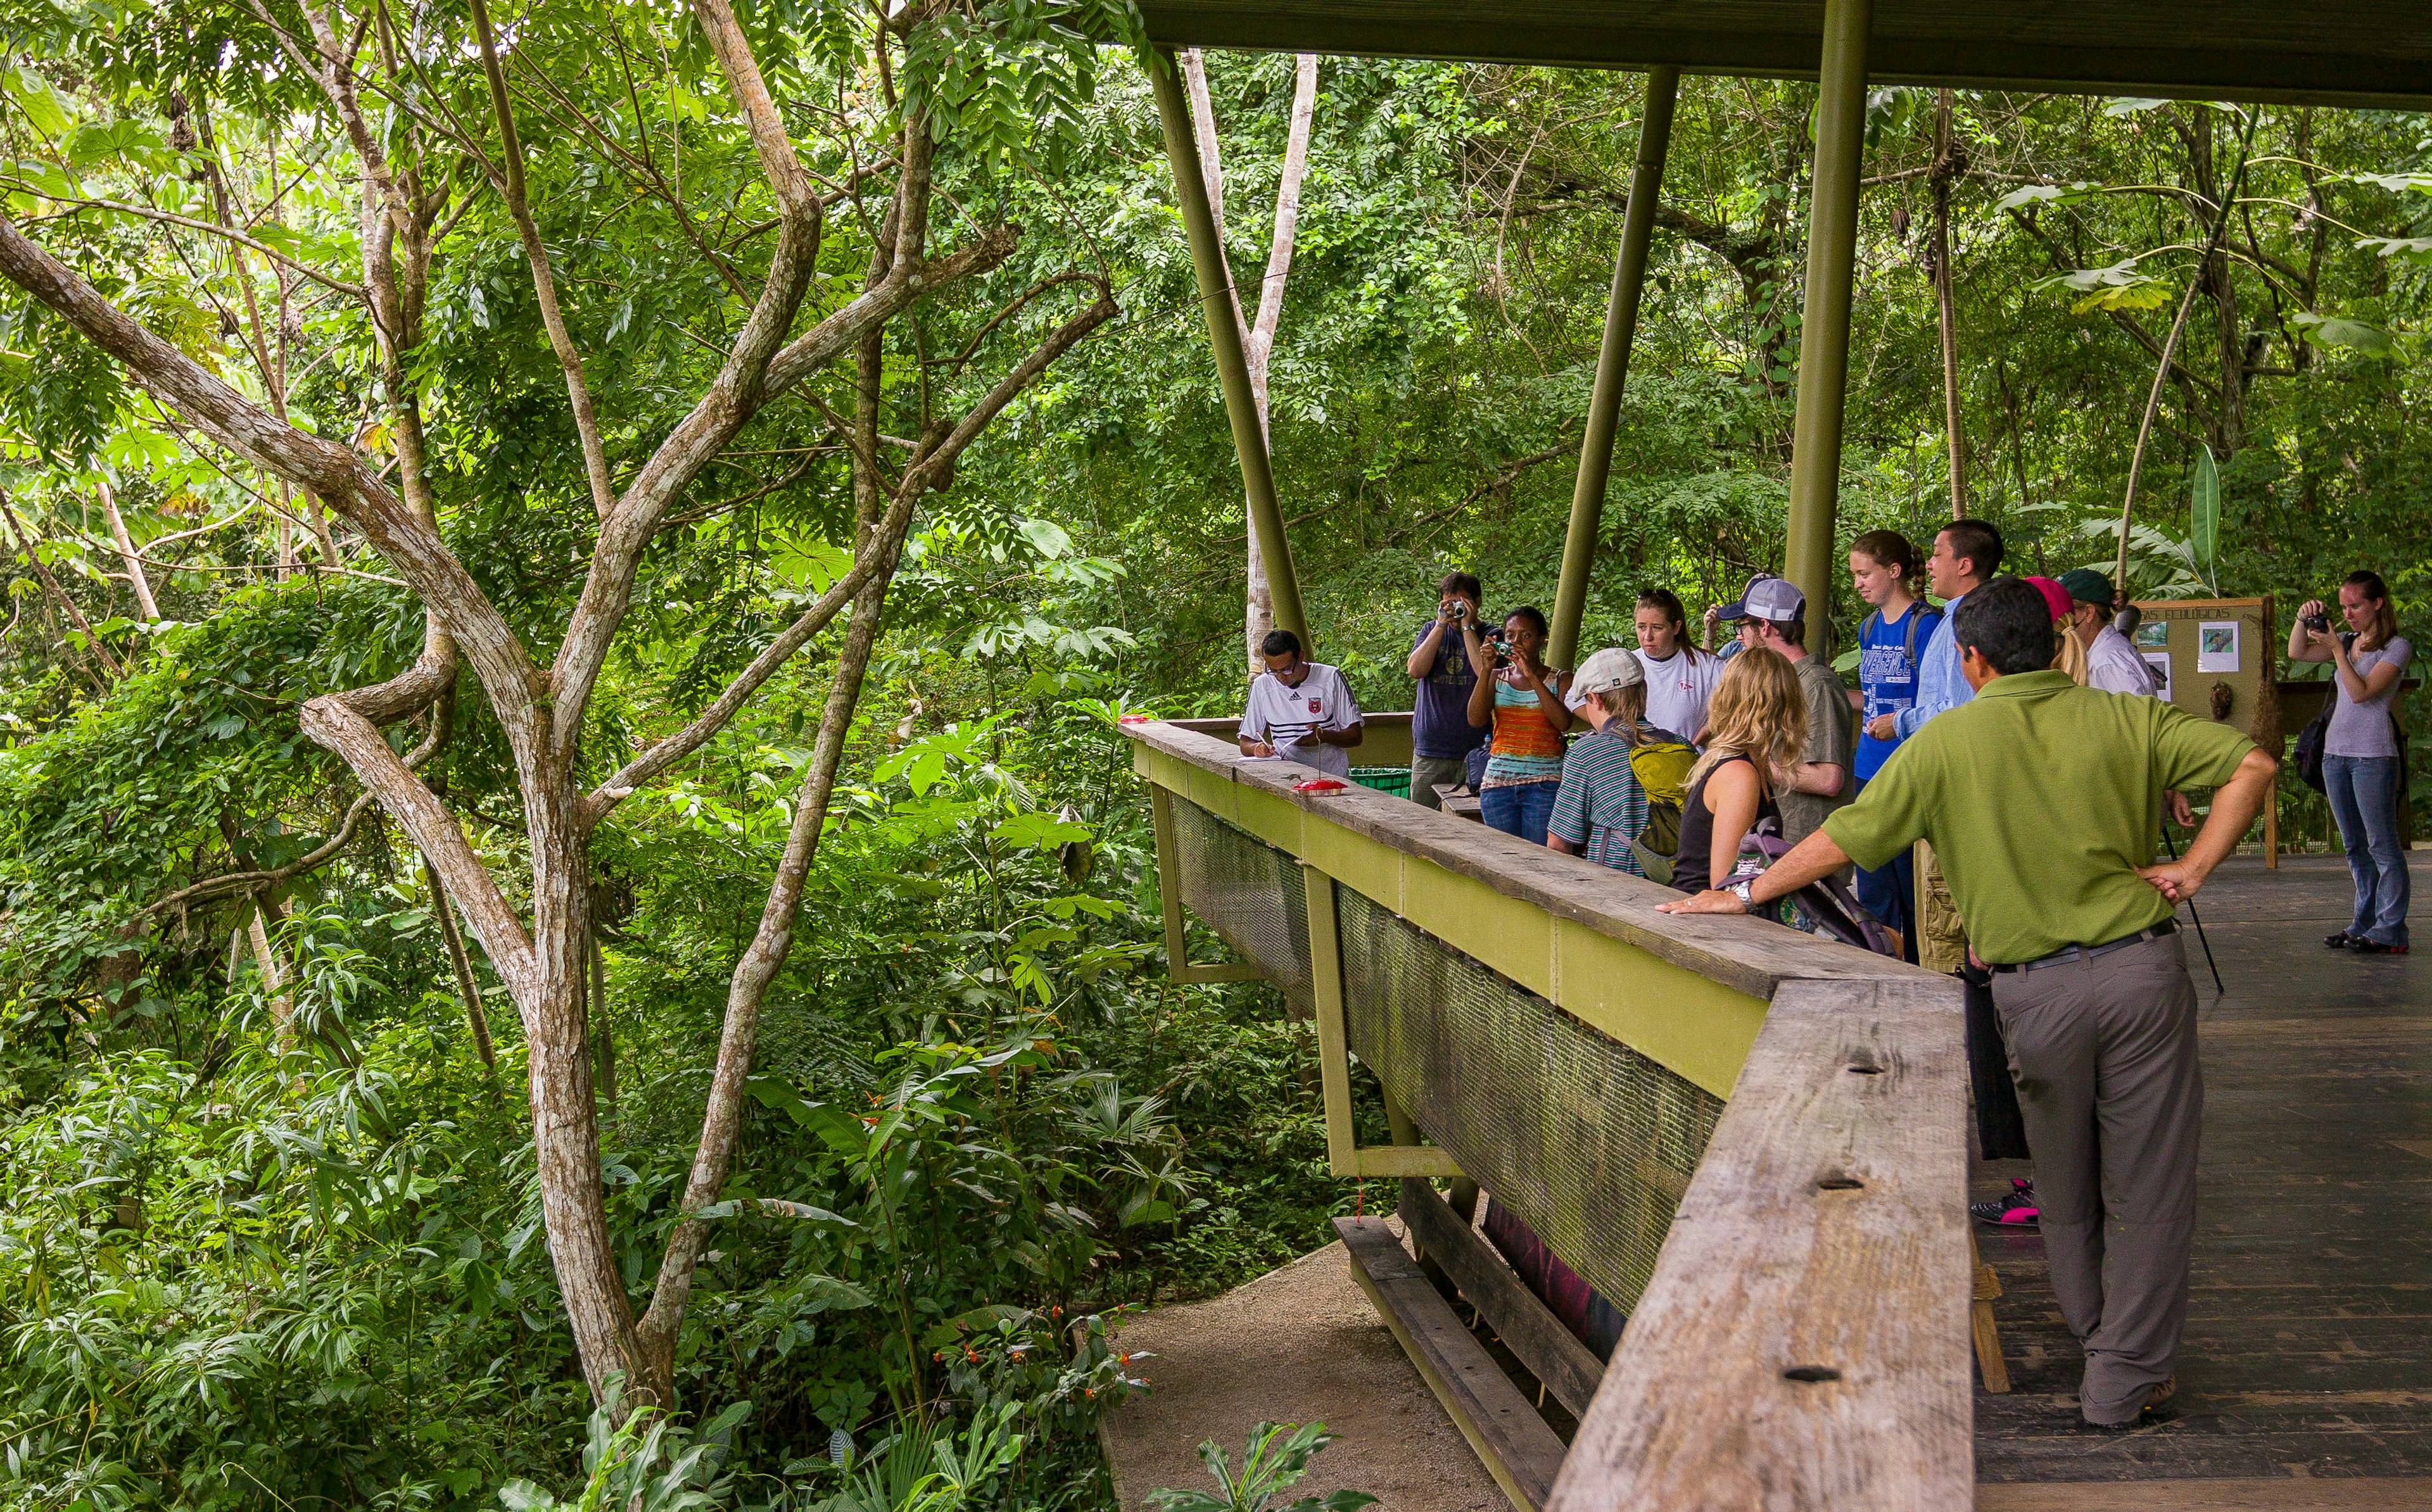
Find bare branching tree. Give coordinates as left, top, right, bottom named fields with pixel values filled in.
left=0, top=0, right=1115, bottom=1407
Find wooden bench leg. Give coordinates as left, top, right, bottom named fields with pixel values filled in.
left=1972, top=1231, right=2010, bottom=1394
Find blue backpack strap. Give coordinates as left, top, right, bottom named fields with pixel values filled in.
left=1903, top=605, right=1942, bottom=668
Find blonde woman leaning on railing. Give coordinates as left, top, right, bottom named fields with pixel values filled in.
left=1668, top=647, right=1833, bottom=896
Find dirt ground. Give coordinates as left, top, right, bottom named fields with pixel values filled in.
left=1098, top=1218, right=1505, bottom=1511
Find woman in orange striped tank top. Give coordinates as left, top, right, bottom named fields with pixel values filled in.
left=1460, top=604, right=1573, bottom=845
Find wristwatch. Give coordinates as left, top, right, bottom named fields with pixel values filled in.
left=1730, top=878, right=1756, bottom=909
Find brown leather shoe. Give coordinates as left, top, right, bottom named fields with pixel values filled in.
left=2086, top=1376, right=2178, bottom=1430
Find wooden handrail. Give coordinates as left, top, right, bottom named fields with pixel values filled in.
left=1122, top=718, right=1973, bottom=1507
left=1127, top=719, right=1925, bottom=1004
left=1547, top=976, right=1972, bottom=1510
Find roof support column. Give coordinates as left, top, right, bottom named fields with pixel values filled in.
left=1783, top=0, right=1872, bottom=654
left=1148, top=46, right=1312, bottom=656
left=1549, top=66, right=1679, bottom=672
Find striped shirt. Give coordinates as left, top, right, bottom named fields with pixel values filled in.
left=1548, top=725, right=1654, bottom=876
left=1483, top=672, right=1567, bottom=788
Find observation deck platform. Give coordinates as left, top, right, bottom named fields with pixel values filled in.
left=1122, top=714, right=2432, bottom=1508
left=1977, top=854, right=2432, bottom=1509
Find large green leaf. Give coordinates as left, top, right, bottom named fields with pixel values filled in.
left=3, top=66, right=70, bottom=137
left=2293, top=311, right=2397, bottom=355
left=2189, top=444, right=2220, bottom=595
left=2350, top=170, right=2432, bottom=196
left=991, top=811, right=1092, bottom=850
left=2073, top=281, right=2172, bottom=315
left=2036, top=257, right=2171, bottom=315
left=2357, top=236, right=2432, bottom=265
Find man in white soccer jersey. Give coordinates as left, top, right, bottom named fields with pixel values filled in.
left=1238, top=629, right=1365, bottom=779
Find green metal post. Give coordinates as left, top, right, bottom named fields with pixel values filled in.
left=1148, top=47, right=1312, bottom=656
left=1782, top=0, right=1873, bottom=656
left=1549, top=66, right=1680, bottom=672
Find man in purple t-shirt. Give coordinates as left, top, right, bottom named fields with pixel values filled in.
left=1405, top=571, right=1489, bottom=809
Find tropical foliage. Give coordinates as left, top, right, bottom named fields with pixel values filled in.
left=0, top=5, right=2426, bottom=1506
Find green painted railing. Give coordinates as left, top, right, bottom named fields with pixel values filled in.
left=1124, top=717, right=1975, bottom=1510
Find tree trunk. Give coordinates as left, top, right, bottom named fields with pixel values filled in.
left=632, top=550, right=904, bottom=1401
left=1997, top=360, right=2034, bottom=513
left=2112, top=108, right=2258, bottom=590
left=3, top=490, right=123, bottom=677
left=1245, top=502, right=1272, bottom=669
left=519, top=783, right=646, bottom=1406
left=425, top=854, right=498, bottom=1084
left=590, top=929, right=616, bottom=1116
left=1930, top=89, right=1966, bottom=519
left=1184, top=49, right=1318, bottom=671
left=98, top=479, right=159, bottom=619
left=246, top=895, right=295, bottom=1058
left=2210, top=244, right=2245, bottom=454
left=2184, top=106, right=2246, bottom=455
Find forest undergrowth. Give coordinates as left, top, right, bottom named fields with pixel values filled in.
left=0, top=1, right=2426, bottom=1505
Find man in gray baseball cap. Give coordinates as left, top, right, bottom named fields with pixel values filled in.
left=1715, top=572, right=1806, bottom=636
left=1718, top=573, right=1855, bottom=848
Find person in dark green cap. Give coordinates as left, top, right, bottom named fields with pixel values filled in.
left=2059, top=568, right=2151, bottom=696
left=2064, top=567, right=2196, bottom=828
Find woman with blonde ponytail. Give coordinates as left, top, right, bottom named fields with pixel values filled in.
left=2027, top=576, right=2091, bottom=685
left=1670, top=648, right=1810, bottom=894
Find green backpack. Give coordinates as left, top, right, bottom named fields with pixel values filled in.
left=1627, top=739, right=1699, bottom=858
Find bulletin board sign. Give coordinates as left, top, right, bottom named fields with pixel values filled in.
left=2127, top=596, right=2280, bottom=753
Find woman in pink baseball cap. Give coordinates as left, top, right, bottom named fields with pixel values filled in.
left=2025, top=576, right=2090, bottom=685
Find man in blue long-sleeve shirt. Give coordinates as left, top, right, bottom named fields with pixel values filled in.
left=1863, top=519, right=2003, bottom=983
left=1863, top=520, right=2027, bottom=1180
left=1868, top=519, right=2005, bottom=744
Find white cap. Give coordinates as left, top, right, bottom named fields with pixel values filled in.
left=1574, top=646, right=1645, bottom=695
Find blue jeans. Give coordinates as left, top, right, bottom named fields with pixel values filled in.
left=1481, top=781, right=1557, bottom=848
left=1850, top=776, right=1919, bottom=962
left=2325, top=755, right=2410, bottom=946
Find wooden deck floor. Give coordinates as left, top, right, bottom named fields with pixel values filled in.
left=1975, top=854, right=2432, bottom=1505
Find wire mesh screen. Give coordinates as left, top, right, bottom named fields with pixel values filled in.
left=1334, top=885, right=1723, bottom=1314
left=1168, top=797, right=1312, bottom=1017
left=1161, top=788, right=1722, bottom=1311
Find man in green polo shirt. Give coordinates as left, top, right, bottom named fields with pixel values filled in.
left=1663, top=577, right=2278, bottom=1428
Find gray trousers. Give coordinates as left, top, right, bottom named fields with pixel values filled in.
left=1991, top=931, right=2201, bottom=1423
left=1410, top=754, right=1467, bottom=810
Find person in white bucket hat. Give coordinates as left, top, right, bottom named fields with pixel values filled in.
left=1547, top=647, right=1692, bottom=879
